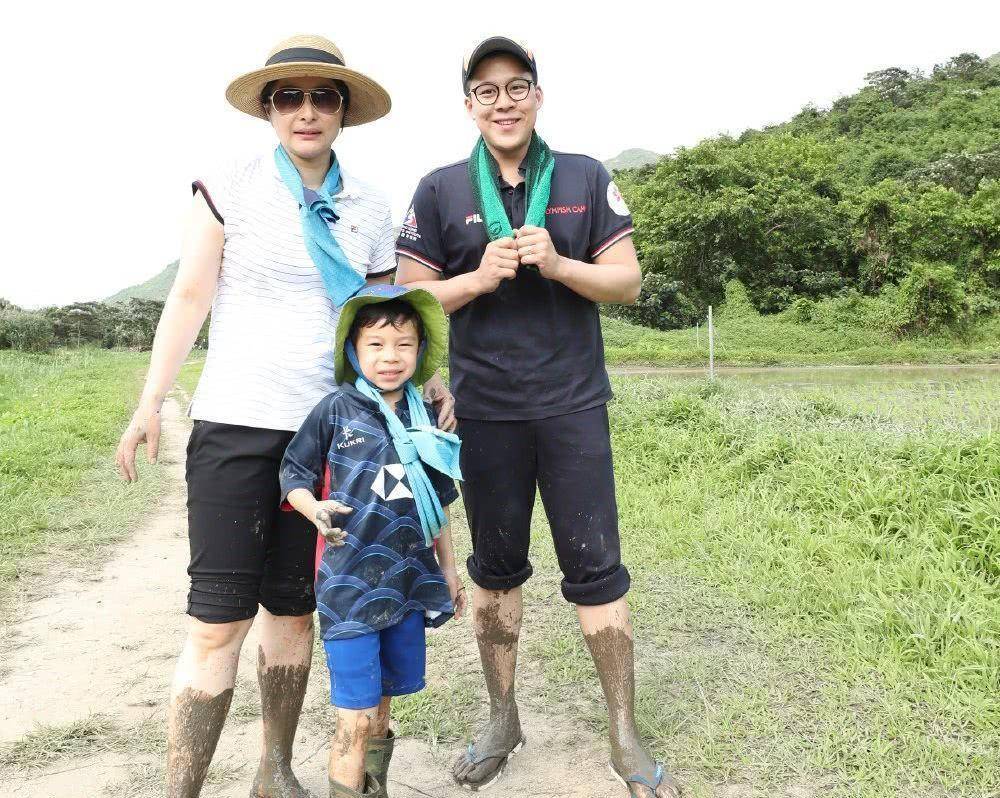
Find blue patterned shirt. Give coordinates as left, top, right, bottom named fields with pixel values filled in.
left=279, top=384, right=459, bottom=640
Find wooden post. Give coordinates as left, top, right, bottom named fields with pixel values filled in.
left=708, top=306, right=715, bottom=379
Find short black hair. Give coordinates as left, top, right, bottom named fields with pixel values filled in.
left=260, top=79, right=350, bottom=117
left=349, top=300, right=423, bottom=344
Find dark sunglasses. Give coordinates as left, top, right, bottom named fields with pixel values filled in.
left=265, top=87, right=344, bottom=116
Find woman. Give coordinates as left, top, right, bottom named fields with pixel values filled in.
left=115, top=35, right=453, bottom=798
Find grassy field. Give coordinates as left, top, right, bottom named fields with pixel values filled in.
left=601, top=313, right=1000, bottom=367
left=517, top=372, right=1000, bottom=797
left=3, top=345, right=999, bottom=796
left=0, top=349, right=165, bottom=612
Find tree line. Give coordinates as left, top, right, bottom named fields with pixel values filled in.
left=0, top=299, right=208, bottom=353
left=612, top=53, right=1000, bottom=331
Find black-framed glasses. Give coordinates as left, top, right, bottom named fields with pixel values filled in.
left=470, top=78, right=534, bottom=106
left=265, top=87, right=344, bottom=116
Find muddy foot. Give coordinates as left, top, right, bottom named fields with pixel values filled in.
left=610, top=736, right=682, bottom=798
left=250, top=765, right=316, bottom=798
left=452, top=708, right=525, bottom=789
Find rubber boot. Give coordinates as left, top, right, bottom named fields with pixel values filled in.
left=329, top=773, right=380, bottom=798
left=364, top=730, right=395, bottom=798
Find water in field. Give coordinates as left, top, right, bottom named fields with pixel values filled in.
left=609, top=363, right=1000, bottom=387
left=610, top=363, right=1000, bottom=434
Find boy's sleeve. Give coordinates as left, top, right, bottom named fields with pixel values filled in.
left=395, top=175, right=447, bottom=273
left=588, top=161, right=635, bottom=260
left=279, top=396, right=334, bottom=506
left=425, top=400, right=459, bottom=507
left=429, top=467, right=459, bottom=508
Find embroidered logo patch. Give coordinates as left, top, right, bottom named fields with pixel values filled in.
left=607, top=181, right=630, bottom=216
left=400, top=205, right=420, bottom=242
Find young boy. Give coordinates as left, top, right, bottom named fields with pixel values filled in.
left=280, top=284, right=466, bottom=798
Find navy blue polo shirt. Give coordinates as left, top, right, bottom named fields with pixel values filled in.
left=396, top=151, right=634, bottom=421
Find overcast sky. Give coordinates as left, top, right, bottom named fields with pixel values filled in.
left=2, top=0, right=998, bottom=307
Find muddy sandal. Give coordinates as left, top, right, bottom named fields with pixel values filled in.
left=455, top=735, right=526, bottom=791
left=609, top=761, right=683, bottom=798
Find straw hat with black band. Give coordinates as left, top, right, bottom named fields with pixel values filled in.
left=226, top=34, right=391, bottom=126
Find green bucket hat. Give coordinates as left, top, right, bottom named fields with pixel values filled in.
left=334, top=284, right=447, bottom=387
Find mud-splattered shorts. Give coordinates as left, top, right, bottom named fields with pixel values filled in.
left=458, top=404, right=630, bottom=605
left=323, top=611, right=426, bottom=709
left=185, top=420, right=317, bottom=623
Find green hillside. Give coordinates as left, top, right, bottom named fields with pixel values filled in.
left=614, top=51, right=1000, bottom=331
left=106, top=261, right=178, bottom=303
left=604, top=148, right=661, bottom=172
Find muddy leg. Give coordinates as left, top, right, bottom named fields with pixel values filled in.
left=579, top=597, right=680, bottom=798
left=166, top=616, right=251, bottom=797
left=329, top=705, right=378, bottom=792
left=365, top=697, right=394, bottom=798
left=452, top=585, right=524, bottom=786
left=251, top=609, right=314, bottom=798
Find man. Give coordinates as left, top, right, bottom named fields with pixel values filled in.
left=396, top=36, right=681, bottom=798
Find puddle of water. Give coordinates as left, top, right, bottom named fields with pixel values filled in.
left=611, top=364, right=1000, bottom=390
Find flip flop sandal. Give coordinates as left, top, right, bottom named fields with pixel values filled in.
left=609, top=761, right=683, bottom=798
left=455, top=734, right=526, bottom=791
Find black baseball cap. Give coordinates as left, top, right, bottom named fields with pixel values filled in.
left=462, top=37, right=538, bottom=92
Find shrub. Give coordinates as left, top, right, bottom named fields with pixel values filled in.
left=896, top=261, right=966, bottom=331
left=0, top=311, right=55, bottom=352
left=786, top=297, right=816, bottom=324
left=717, top=279, right=759, bottom=321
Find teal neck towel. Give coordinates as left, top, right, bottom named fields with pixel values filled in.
left=274, top=145, right=365, bottom=307
left=354, top=378, right=463, bottom=546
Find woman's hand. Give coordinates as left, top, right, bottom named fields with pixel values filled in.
left=115, top=400, right=163, bottom=482
left=441, top=566, right=467, bottom=620
left=423, top=373, right=457, bottom=432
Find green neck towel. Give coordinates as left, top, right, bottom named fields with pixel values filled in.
left=468, top=131, right=555, bottom=240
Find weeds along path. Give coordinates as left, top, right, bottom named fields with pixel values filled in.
left=0, top=395, right=620, bottom=798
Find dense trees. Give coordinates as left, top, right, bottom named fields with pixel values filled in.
left=613, top=53, right=1000, bottom=330
left=0, top=299, right=210, bottom=352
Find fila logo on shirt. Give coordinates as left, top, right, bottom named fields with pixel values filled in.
left=337, top=426, right=366, bottom=450
left=465, top=213, right=483, bottom=225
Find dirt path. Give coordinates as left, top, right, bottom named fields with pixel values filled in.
left=1, top=397, right=620, bottom=798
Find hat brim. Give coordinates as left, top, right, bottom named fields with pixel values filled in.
left=334, top=288, right=447, bottom=387
left=226, top=63, right=391, bottom=126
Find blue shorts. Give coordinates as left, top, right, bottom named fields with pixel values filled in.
left=323, top=612, right=427, bottom=709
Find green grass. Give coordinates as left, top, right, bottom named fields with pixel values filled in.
left=0, top=713, right=165, bottom=771
left=600, top=313, right=1000, bottom=367
left=0, top=349, right=165, bottom=609
left=176, top=350, right=206, bottom=398
left=521, top=372, right=1000, bottom=796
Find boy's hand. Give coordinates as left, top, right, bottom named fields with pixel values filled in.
left=442, top=567, right=467, bottom=620
left=314, top=500, right=352, bottom=546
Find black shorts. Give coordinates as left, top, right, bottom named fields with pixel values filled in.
left=185, top=420, right=317, bottom=624
left=458, top=404, right=630, bottom=606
